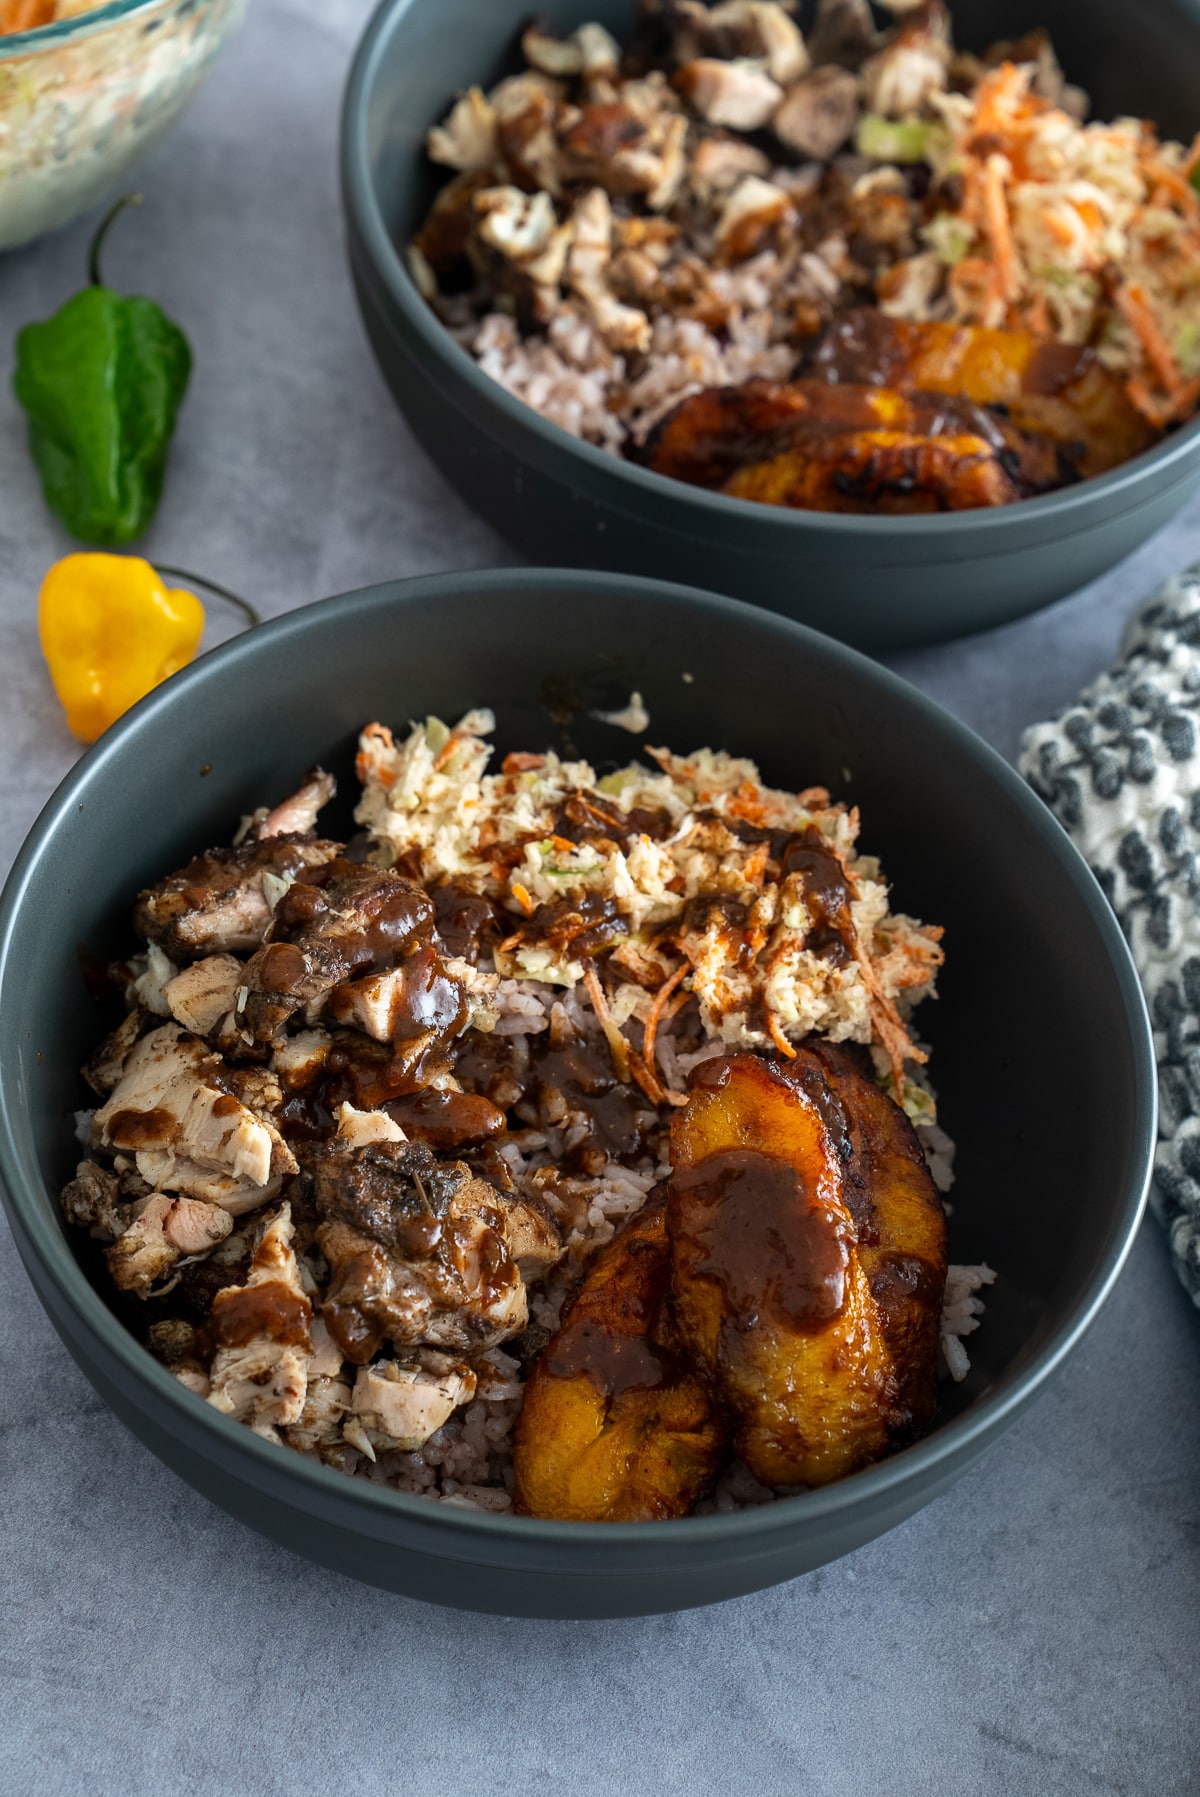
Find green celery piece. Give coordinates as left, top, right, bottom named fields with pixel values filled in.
left=856, top=113, right=939, bottom=165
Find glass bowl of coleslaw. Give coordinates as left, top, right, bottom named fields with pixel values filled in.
left=0, top=0, right=246, bottom=252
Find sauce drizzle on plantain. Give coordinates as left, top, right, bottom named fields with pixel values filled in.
left=670, top=1148, right=852, bottom=1334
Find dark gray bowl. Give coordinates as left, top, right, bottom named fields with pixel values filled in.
left=340, top=0, right=1200, bottom=653
left=0, top=570, right=1155, bottom=1617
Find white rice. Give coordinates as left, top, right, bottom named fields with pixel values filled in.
left=939, top=1263, right=997, bottom=1383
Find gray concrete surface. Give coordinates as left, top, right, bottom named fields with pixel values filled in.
left=1, top=2, right=1198, bottom=1791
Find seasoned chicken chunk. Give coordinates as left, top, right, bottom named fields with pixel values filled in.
left=667, top=1054, right=901, bottom=1487
left=806, top=0, right=878, bottom=70
left=861, top=0, right=950, bottom=116
left=106, top=1192, right=233, bottom=1296
left=146, top=1317, right=212, bottom=1397
left=238, top=859, right=464, bottom=1047
left=162, top=954, right=243, bottom=1036
left=129, top=944, right=177, bottom=1017
left=207, top=1204, right=313, bottom=1432
left=675, top=56, right=783, bottom=129
left=272, top=1028, right=333, bottom=1089
left=61, top=1159, right=139, bottom=1240
left=135, top=834, right=339, bottom=959
left=714, top=175, right=792, bottom=261
left=688, top=132, right=773, bottom=196
left=513, top=1196, right=729, bottom=1521
left=81, top=1008, right=147, bottom=1098
left=565, top=186, right=653, bottom=352
left=248, top=769, right=337, bottom=842
left=334, top=1100, right=407, bottom=1150
left=427, top=86, right=499, bottom=171
left=773, top=65, right=861, bottom=159
left=344, top=1352, right=478, bottom=1456
left=92, top=1022, right=296, bottom=1212
left=283, top=1318, right=351, bottom=1452
left=308, top=1139, right=560, bottom=1362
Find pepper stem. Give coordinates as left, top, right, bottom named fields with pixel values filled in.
left=155, top=565, right=262, bottom=630
left=88, top=192, right=144, bottom=288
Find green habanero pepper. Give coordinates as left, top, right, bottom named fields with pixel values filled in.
left=13, top=194, right=192, bottom=548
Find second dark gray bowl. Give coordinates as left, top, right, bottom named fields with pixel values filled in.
left=340, top=0, right=1200, bottom=652
left=0, top=570, right=1155, bottom=1616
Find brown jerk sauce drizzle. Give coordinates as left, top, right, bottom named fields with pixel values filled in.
left=670, top=1148, right=851, bottom=1335
left=545, top=1322, right=677, bottom=1399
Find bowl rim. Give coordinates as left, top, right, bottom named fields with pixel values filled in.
left=0, top=0, right=196, bottom=52
left=0, top=568, right=1158, bottom=1552
left=339, top=0, right=1200, bottom=541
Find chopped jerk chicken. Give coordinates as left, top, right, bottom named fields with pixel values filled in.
left=206, top=1204, right=313, bottom=1434
left=248, top=769, right=337, bottom=843
left=63, top=1158, right=149, bottom=1243
left=134, top=774, right=340, bottom=958
left=284, top=1318, right=353, bottom=1453
left=92, top=1022, right=296, bottom=1211
left=162, top=955, right=243, bottom=1036
left=806, top=0, right=878, bottom=70
left=344, top=1352, right=478, bottom=1458
left=675, top=57, right=782, bottom=129
left=136, top=835, right=340, bottom=960
left=238, top=859, right=464, bottom=1047
left=82, top=1008, right=145, bottom=1098
left=272, top=1028, right=333, bottom=1089
left=147, top=1318, right=212, bottom=1397
left=107, top=1193, right=234, bottom=1296
left=308, top=1139, right=559, bottom=1360
left=772, top=65, right=860, bottom=158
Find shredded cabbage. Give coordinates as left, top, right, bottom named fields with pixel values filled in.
left=922, top=212, right=975, bottom=266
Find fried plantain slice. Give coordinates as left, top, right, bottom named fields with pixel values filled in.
left=722, top=427, right=1022, bottom=511
left=639, top=378, right=1060, bottom=508
left=803, top=1041, right=948, bottom=1431
left=811, top=309, right=1157, bottom=477
left=511, top=1195, right=729, bottom=1521
left=666, top=1054, right=902, bottom=1488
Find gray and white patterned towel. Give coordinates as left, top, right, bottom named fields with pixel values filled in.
left=1019, top=566, right=1200, bottom=1308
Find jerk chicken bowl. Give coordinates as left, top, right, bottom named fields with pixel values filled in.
left=412, top=0, right=1200, bottom=511
left=0, top=571, right=1155, bottom=1614
left=343, top=0, right=1200, bottom=649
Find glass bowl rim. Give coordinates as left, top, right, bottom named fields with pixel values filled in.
left=1, top=0, right=205, bottom=55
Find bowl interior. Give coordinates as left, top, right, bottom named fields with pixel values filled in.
left=0, top=573, right=1153, bottom=1519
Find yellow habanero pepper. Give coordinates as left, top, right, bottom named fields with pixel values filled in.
left=39, top=553, right=205, bottom=743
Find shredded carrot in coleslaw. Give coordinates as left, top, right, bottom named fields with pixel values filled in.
left=905, top=58, right=1200, bottom=429
left=1116, top=285, right=1185, bottom=397
left=642, top=962, right=689, bottom=1088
